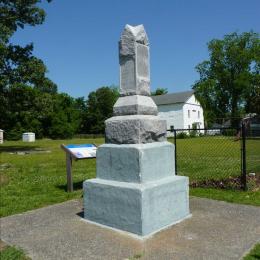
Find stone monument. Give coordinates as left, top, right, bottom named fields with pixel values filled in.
left=83, top=24, right=190, bottom=237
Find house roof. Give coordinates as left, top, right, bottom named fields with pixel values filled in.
left=151, top=90, right=194, bottom=105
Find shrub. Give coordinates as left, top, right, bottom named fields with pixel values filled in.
left=189, top=130, right=197, bottom=138
left=222, top=129, right=237, bottom=136
left=176, top=132, right=189, bottom=139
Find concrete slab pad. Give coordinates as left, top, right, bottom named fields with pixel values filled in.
left=1, top=197, right=260, bottom=260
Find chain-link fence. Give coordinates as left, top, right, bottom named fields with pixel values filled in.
left=167, top=125, right=260, bottom=190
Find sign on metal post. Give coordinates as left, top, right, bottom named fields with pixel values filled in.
left=61, top=144, right=97, bottom=192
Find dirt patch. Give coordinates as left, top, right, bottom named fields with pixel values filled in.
left=0, top=164, right=11, bottom=186
left=190, top=173, right=260, bottom=191
left=0, top=240, right=8, bottom=251
left=0, top=174, right=9, bottom=186
left=9, top=148, right=51, bottom=155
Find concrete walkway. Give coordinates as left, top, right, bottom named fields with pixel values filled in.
left=1, top=197, right=260, bottom=260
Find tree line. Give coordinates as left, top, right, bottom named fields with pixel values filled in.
left=193, top=31, right=260, bottom=127
left=1, top=1, right=259, bottom=140
left=1, top=83, right=119, bottom=139
left=0, top=1, right=119, bottom=139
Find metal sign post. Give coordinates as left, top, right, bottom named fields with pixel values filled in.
left=61, top=144, right=97, bottom=192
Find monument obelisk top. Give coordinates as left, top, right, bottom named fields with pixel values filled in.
left=120, top=24, right=149, bottom=46
left=119, top=24, right=150, bottom=96
left=113, top=24, right=158, bottom=120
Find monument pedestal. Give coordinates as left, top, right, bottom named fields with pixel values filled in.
left=84, top=175, right=189, bottom=237
left=96, top=142, right=175, bottom=182
left=84, top=142, right=190, bottom=237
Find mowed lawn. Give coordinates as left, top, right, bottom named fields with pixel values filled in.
left=0, top=137, right=259, bottom=217
left=174, top=136, right=260, bottom=181
left=0, top=138, right=103, bottom=217
left=175, top=136, right=241, bottom=181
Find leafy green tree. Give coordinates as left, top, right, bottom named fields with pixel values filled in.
left=0, top=0, right=61, bottom=139
left=47, top=93, right=82, bottom=139
left=3, top=84, right=41, bottom=139
left=193, top=32, right=260, bottom=127
left=74, top=97, right=88, bottom=134
left=151, top=87, right=168, bottom=96
left=250, top=89, right=260, bottom=114
left=0, top=1, right=125, bottom=140
left=0, top=0, right=56, bottom=92
left=84, top=86, right=119, bottom=134
left=0, top=0, right=50, bottom=42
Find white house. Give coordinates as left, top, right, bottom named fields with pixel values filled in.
left=152, top=90, right=204, bottom=131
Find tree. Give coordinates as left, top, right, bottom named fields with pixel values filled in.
left=249, top=88, right=260, bottom=114
left=0, top=0, right=60, bottom=139
left=84, top=86, right=119, bottom=134
left=193, top=32, right=260, bottom=127
left=48, top=93, right=82, bottom=139
left=151, top=87, right=168, bottom=96
left=0, top=0, right=57, bottom=93
left=3, top=84, right=40, bottom=139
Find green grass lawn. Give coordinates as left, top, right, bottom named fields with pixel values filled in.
left=173, top=136, right=260, bottom=181
left=0, top=245, right=29, bottom=260
left=0, top=137, right=259, bottom=217
left=0, top=138, right=103, bottom=217
left=243, top=243, right=260, bottom=260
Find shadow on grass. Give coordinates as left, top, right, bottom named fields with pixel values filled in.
left=56, top=181, right=84, bottom=192
left=0, top=145, right=40, bottom=153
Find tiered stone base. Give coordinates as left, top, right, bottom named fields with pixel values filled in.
left=83, top=142, right=190, bottom=237
left=84, top=176, right=189, bottom=236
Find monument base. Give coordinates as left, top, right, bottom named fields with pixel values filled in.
left=83, top=175, right=190, bottom=236
left=96, top=142, right=175, bottom=183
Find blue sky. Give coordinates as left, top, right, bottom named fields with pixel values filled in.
left=11, top=0, right=260, bottom=98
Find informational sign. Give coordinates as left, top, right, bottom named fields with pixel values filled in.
left=64, top=144, right=97, bottom=159
left=61, top=143, right=97, bottom=192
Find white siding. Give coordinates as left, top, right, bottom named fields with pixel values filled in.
left=183, top=95, right=204, bottom=130
left=156, top=94, right=204, bottom=133
left=157, top=103, right=184, bottom=130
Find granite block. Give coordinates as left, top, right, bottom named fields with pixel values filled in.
left=105, top=115, right=167, bottom=144
left=113, top=95, right=157, bottom=116
left=96, top=142, right=175, bottom=183
left=84, top=175, right=190, bottom=236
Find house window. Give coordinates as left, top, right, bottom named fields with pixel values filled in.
left=188, top=110, right=190, bottom=118
left=198, top=111, right=200, bottom=119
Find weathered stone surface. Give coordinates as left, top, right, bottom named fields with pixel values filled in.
left=105, top=115, right=167, bottom=144
left=113, top=95, right=158, bottom=116
left=84, top=175, right=190, bottom=236
left=96, top=142, right=175, bottom=183
left=119, top=24, right=150, bottom=96
left=119, top=24, right=149, bottom=57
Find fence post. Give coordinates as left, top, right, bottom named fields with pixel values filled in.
left=241, top=122, right=247, bottom=190
left=173, top=129, right=177, bottom=175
